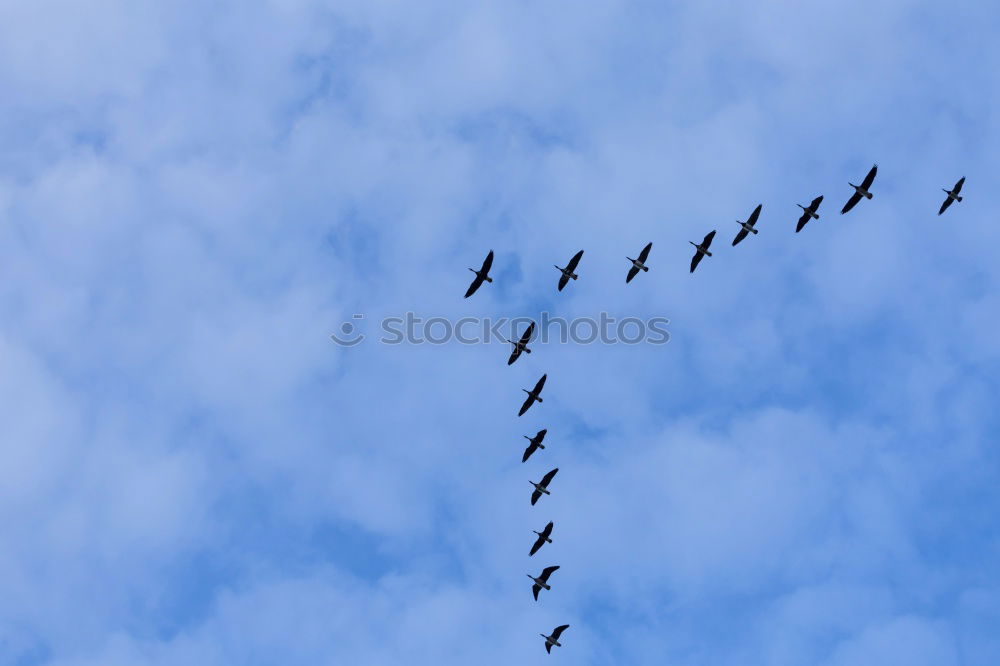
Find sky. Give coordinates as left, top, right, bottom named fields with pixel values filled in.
left=1, top=1, right=999, bottom=664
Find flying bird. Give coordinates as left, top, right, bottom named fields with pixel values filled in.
left=540, top=624, right=570, bottom=654
left=529, top=521, right=554, bottom=556
left=938, top=176, right=965, bottom=215
left=464, top=250, right=494, bottom=298
left=555, top=250, right=584, bottom=291
left=732, top=204, right=762, bottom=246
left=795, top=195, right=823, bottom=232
left=530, top=468, right=558, bottom=505
left=522, top=429, right=548, bottom=463
left=528, top=565, right=560, bottom=601
left=841, top=164, right=878, bottom=214
left=518, top=374, right=546, bottom=416
left=506, top=322, right=535, bottom=366
left=689, top=230, right=716, bottom=273
left=626, top=242, right=653, bottom=283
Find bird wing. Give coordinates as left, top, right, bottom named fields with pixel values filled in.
left=532, top=584, right=541, bottom=601
left=732, top=227, right=748, bottom=246
left=690, top=250, right=703, bottom=273
left=529, top=534, right=544, bottom=556
left=747, top=204, right=762, bottom=226
left=545, top=643, right=552, bottom=654
left=531, top=488, right=542, bottom=505
left=533, top=374, right=547, bottom=393
left=540, top=468, right=559, bottom=487
left=464, top=274, right=483, bottom=298
left=552, top=625, right=569, bottom=640
left=508, top=347, right=522, bottom=365
left=541, top=565, right=560, bottom=580
left=702, top=230, right=716, bottom=248
left=518, top=395, right=533, bottom=416
left=638, top=242, right=652, bottom=263
left=519, top=322, right=535, bottom=346
left=557, top=272, right=569, bottom=291
left=841, top=192, right=862, bottom=214
left=522, top=443, right=536, bottom=463
left=541, top=521, right=553, bottom=537
left=566, top=250, right=584, bottom=272
left=626, top=265, right=640, bottom=283
left=861, top=165, right=877, bottom=190
left=481, top=250, right=494, bottom=273
left=796, top=210, right=809, bottom=232
left=938, top=197, right=952, bottom=215
left=810, top=195, right=823, bottom=211
left=953, top=176, right=965, bottom=194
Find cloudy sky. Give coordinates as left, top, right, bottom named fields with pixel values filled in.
left=1, top=1, right=999, bottom=664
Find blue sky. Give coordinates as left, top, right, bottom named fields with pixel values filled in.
left=1, top=1, right=999, bottom=664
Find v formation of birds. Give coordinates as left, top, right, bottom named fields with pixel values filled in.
left=462, top=169, right=965, bottom=654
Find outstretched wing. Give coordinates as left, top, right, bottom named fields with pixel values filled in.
left=796, top=210, right=810, bottom=233
left=638, top=242, right=652, bottom=263
left=508, top=346, right=522, bottom=365
left=540, top=467, right=559, bottom=487
left=531, top=488, right=542, bottom=505
left=518, top=394, right=533, bottom=417
left=533, top=374, right=547, bottom=394
left=566, top=249, right=584, bottom=272
left=702, top=230, right=716, bottom=248
left=464, top=274, right=484, bottom=298
left=480, top=250, right=494, bottom=274
left=810, top=195, right=823, bottom=211
left=541, top=565, right=560, bottom=581
left=519, top=322, right=535, bottom=346
left=861, top=164, right=877, bottom=190
left=841, top=192, right=862, bottom=215
left=953, top=176, right=965, bottom=194
left=939, top=196, right=953, bottom=215
left=557, top=272, right=569, bottom=291
left=522, top=443, right=536, bottom=463
left=747, top=203, right=762, bottom=227
left=545, top=643, right=552, bottom=654
left=626, top=265, right=640, bottom=283
left=732, top=227, right=748, bottom=246
left=552, top=625, right=570, bottom=640
left=690, top=250, right=703, bottom=273
left=529, top=534, right=544, bottom=556
left=532, top=583, right=541, bottom=601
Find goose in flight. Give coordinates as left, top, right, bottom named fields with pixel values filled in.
left=555, top=250, right=584, bottom=292
left=689, top=230, right=716, bottom=273
left=939, top=176, right=965, bottom=215
left=732, top=204, right=762, bottom=246
left=522, top=429, right=548, bottom=463
left=506, top=322, right=535, bottom=366
left=530, top=468, right=558, bottom=505
left=464, top=250, right=494, bottom=298
left=795, top=195, right=823, bottom=232
left=540, top=624, right=570, bottom=653
left=529, top=521, right=554, bottom=556
left=528, top=565, right=560, bottom=601
left=841, top=164, right=877, bottom=214
left=518, top=374, right=547, bottom=416
left=626, top=242, right=653, bottom=283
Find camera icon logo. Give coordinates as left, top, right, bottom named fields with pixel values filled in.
left=330, top=314, right=366, bottom=347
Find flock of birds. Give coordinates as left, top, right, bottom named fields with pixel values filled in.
left=460, top=168, right=967, bottom=654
